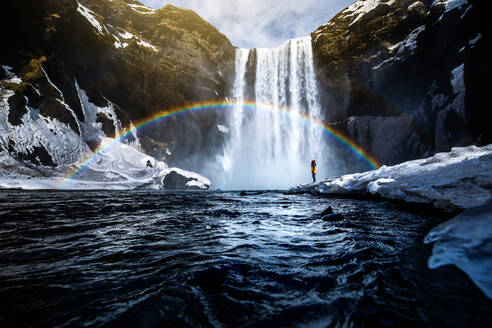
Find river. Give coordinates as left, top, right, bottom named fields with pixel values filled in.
left=0, top=190, right=491, bottom=327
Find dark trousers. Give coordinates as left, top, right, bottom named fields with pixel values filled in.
left=312, top=173, right=316, bottom=182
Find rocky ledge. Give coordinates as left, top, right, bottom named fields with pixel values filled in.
left=292, top=144, right=492, bottom=213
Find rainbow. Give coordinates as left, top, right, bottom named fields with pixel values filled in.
left=64, top=101, right=382, bottom=181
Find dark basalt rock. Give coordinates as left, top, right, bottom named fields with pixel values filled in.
left=322, top=213, right=345, bottom=222
left=96, top=112, right=116, bottom=138
left=16, top=145, right=55, bottom=167
left=311, top=0, right=489, bottom=168
left=319, top=206, right=334, bottom=217
left=162, top=170, right=206, bottom=190
left=39, top=97, right=80, bottom=135
left=7, top=92, right=28, bottom=126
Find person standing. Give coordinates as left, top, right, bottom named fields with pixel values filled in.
left=311, top=160, right=316, bottom=183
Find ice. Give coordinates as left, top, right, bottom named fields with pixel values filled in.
left=1, top=65, right=22, bottom=84
left=76, top=1, right=104, bottom=35
left=292, top=144, right=492, bottom=212
left=1, top=73, right=89, bottom=166
left=451, top=64, right=464, bottom=94
left=0, top=137, right=211, bottom=190
left=449, top=63, right=465, bottom=117
left=63, top=138, right=209, bottom=190
left=75, top=80, right=122, bottom=140
left=424, top=201, right=492, bottom=299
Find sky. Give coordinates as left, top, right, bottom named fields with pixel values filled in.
left=138, top=0, right=354, bottom=48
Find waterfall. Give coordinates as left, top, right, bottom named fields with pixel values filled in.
left=213, top=37, right=328, bottom=190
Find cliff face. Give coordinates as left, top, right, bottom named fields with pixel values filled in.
left=0, top=0, right=235, bottom=168
left=312, top=0, right=489, bottom=165
left=1, top=0, right=487, bottom=176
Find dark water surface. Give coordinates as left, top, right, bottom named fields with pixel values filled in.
left=0, top=190, right=491, bottom=327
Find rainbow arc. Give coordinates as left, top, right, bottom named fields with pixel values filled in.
left=64, top=101, right=382, bottom=182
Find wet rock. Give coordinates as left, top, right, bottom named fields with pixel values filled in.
left=322, top=213, right=345, bottom=222
left=162, top=170, right=208, bottom=190
left=319, top=206, right=334, bottom=217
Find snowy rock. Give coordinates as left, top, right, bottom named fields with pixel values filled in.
left=292, top=144, right=492, bottom=212
left=424, top=201, right=492, bottom=299
left=162, top=168, right=211, bottom=190
left=312, top=0, right=488, bottom=169
left=76, top=1, right=104, bottom=35
left=0, top=137, right=210, bottom=190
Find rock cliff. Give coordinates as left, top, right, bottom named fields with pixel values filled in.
left=312, top=0, right=489, bottom=165
left=0, top=0, right=235, bottom=169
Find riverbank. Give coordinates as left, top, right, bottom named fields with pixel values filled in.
left=292, top=144, right=492, bottom=213
left=291, top=144, right=492, bottom=299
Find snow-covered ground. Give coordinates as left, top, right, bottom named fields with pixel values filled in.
left=0, top=137, right=211, bottom=190
left=293, top=144, right=492, bottom=212
left=292, top=144, right=492, bottom=299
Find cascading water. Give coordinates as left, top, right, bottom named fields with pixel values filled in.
left=213, top=37, right=330, bottom=190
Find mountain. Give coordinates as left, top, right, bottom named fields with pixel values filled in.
left=312, top=0, right=489, bottom=165
left=0, top=0, right=234, bottom=170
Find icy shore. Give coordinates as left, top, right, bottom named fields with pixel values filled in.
left=292, top=144, right=492, bottom=212
left=424, top=201, right=492, bottom=299
left=292, top=144, right=492, bottom=299
left=0, top=137, right=210, bottom=190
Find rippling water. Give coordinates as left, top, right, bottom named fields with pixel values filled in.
left=0, top=190, right=491, bottom=327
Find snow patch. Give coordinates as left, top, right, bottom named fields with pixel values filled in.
left=137, top=40, right=158, bottom=52
left=76, top=1, right=104, bottom=35
left=114, top=40, right=128, bottom=49
left=127, top=3, right=156, bottom=14
left=118, top=31, right=135, bottom=39
left=408, top=1, right=422, bottom=10
left=164, top=167, right=211, bottom=190
left=392, top=25, right=425, bottom=56
left=373, top=25, right=425, bottom=70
